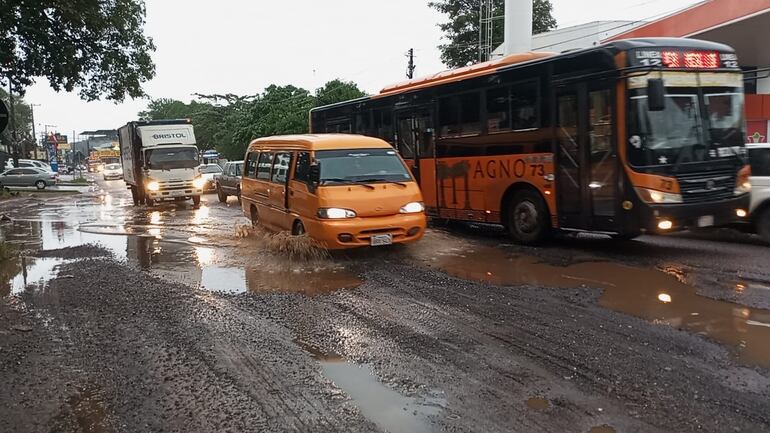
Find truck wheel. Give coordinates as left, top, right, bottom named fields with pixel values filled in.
left=217, top=186, right=227, bottom=203
left=757, top=208, right=770, bottom=243
left=145, top=197, right=154, bottom=207
left=35, top=180, right=46, bottom=190
left=192, top=195, right=201, bottom=206
left=506, top=189, right=550, bottom=245
left=130, top=187, right=139, bottom=206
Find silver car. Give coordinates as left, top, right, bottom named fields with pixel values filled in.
left=0, top=167, right=58, bottom=190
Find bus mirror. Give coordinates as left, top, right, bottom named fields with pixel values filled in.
left=309, top=163, right=320, bottom=184
left=647, top=79, right=666, bottom=112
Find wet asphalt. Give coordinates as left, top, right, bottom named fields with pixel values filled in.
left=1, top=178, right=770, bottom=433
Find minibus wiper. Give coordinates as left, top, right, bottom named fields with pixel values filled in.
left=321, top=178, right=375, bottom=189
left=359, top=178, right=408, bottom=188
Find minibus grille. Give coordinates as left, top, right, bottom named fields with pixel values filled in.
left=676, top=169, right=736, bottom=203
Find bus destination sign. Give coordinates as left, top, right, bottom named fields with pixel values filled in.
left=631, top=49, right=739, bottom=70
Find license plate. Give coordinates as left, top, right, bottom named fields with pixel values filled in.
left=697, top=215, right=715, bottom=227
left=370, top=234, right=393, bottom=246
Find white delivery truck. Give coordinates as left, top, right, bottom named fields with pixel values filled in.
left=117, top=119, right=205, bottom=206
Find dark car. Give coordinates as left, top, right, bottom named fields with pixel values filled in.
left=215, top=161, right=243, bottom=203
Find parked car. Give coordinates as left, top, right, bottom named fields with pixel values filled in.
left=199, top=163, right=223, bottom=191
left=215, top=161, right=243, bottom=203
left=0, top=167, right=58, bottom=189
left=241, top=134, right=426, bottom=249
left=102, top=163, right=123, bottom=180
left=5, top=159, right=54, bottom=173
left=747, top=143, right=770, bottom=242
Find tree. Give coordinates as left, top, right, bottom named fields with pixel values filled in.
left=0, top=88, right=34, bottom=160
left=0, top=0, right=156, bottom=101
left=314, top=80, right=366, bottom=108
left=429, top=0, right=557, bottom=68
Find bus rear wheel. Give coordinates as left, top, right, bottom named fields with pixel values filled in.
left=507, top=190, right=550, bottom=245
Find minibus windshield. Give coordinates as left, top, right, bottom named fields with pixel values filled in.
left=316, top=148, right=412, bottom=184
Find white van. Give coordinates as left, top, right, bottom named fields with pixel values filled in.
left=747, top=143, right=770, bottom=241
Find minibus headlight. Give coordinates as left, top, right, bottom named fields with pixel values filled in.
left=318, top=208, right=356, bottom=219
left=192, top=177, right=206, bottom=189
left=146, top=181, right=160, bottom=192
left=634, top=187, right=682, bottom=204
left=400, top=201, right=425, bottom=214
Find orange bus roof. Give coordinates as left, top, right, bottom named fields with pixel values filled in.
left=248, top=134, right=393, bottom=151
left=377, top=52, right=556, bottom=98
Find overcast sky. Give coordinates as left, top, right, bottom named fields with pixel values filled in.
left=24, top=0, right=703, bottom=142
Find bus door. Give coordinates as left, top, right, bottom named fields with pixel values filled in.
left=395, top=108, right=438, bottom=210
left=555, top=81, right=618, bottom=231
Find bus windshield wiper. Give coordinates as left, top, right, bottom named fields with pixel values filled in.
left=321, top=178, right=375, bottom=189
left=359, top=178, right=408, bottom=187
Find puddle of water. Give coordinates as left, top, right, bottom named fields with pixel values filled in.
left=296, top=340, right=442, bottom=433
left=1, top=256, right=66, bottom=296
left=199, top=264, right=361, bottom=295
left=587, top=426, right=616, bottom=433
left=428, top=244, right=770, bottom=369
left=526, top=397, right=550, bottom=411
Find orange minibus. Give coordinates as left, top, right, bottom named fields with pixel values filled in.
left=240, top=134, right=427, bottom=249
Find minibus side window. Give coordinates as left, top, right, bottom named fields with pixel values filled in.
left=271, top=152, right=291, bottom=184
left=256, top=152, right=273, bottom=180
left=294, top=152, right=311, bottom=184
left=245, top=152, right=259, bottom=178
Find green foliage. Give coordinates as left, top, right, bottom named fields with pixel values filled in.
left=0, top=88, right=34, bottom=157
left=429, top=0, right=557, bottom=68
left=0, top=0, right=156, bottom=101
left=139, top=80, right=367, bottom=161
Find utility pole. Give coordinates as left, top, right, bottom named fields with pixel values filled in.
left=30, top=104, right=40, bottom=160
left=406, top=48, right=416, bottom=79
left=8, top=81, right=18, bottom=167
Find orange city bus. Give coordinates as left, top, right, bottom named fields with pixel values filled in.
left=310, top=38, right=752, bottom=244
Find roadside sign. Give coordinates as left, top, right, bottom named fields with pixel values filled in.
left=0, top=100, right=8, bottom=133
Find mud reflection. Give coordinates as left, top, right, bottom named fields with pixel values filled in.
left=296, top=340, right=443, bottom=433
left=429, top=243, right=770, bottom=368
left=525, top=397, right=549, bottom=411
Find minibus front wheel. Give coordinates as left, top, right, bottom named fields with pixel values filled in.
left=292, top=220, right=306, bottom=236
left=250, top=206, right=259, bottom=227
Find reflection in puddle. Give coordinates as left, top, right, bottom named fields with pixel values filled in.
left=200, top=264, right=361, bottom=295
left=428, top=243, right=770, bottom=368
left=525, top=397, right=549, bottom=411
left=296, top=340, right=443, bottom=433
left=1, top=256, right=65, bottom=296
left=587, top=426, right=616, bottom=433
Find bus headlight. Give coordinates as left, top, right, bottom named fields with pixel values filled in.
left=192, top=177, right=207, bottom=189
left=146, top=181, right=160, bottom=192
left=735, top=165, right=752, bottom=195
left=400, top=202, right=425, bottom=214
left=635, top=187, right=683, bottom=204
left=318, top=208, right=356, bottom=219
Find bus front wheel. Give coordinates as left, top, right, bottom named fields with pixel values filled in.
left=507, top=190, right=550, bottom=245
left=757, top=208, right=770, bottom=243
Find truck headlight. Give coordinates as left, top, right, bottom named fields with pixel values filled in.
left=317, top=208, right=356, bottom=219
left=146, top=181, right=160, bottom=192
left=399, top=202, right=425, bottom=214
left=192, top=177, right=206, bottom=189
left=635, top=187, right=682, bottom=204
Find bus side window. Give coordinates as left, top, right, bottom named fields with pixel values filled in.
left=245, top=152, right=259, bottom=177
left=486, top=86, right=511, bottom=132
left=256, top=152, right=273, bottom=180
left=439, top=92, right=481, bottom=137
left=511, top=81, right=539, bottom=130
left=294, top=152, right=311, bottom=184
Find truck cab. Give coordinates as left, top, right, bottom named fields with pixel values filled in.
left=747, top=143, right=770, bottom=242
left=118, top=120, right=204, bottom=207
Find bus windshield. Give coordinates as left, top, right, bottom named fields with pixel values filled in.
left=316, top=148, right=412, bottom=185
left=628, top=87, right=745, bottom=167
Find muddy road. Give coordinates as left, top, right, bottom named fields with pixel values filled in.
left=1, top=178, right=770, bottom=433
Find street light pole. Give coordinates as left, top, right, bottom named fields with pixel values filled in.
left=29, top=104, right=40, bottom=159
